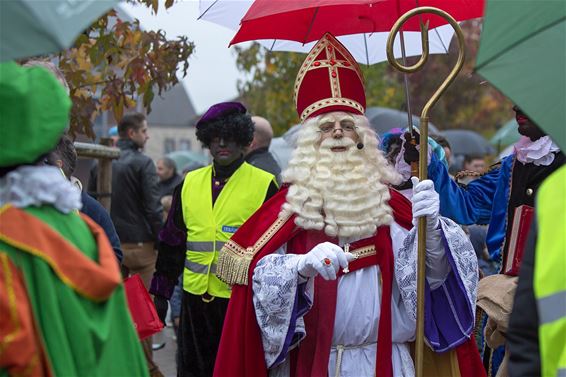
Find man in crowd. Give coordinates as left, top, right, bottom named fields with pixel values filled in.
left=463, top=154, right=487, bottom=174
left=213, top=33, right=483, bottom=377
left=89, top=112, right=163, bottom=376
left=433, top=134, right=453, bottom=167
left=90, top=112, right=162, bottom=287
left=156, top=156, right=184, bottom=198
left=402, top=105, right=564, bottom=375
left=0, top=62, right=147, bottom=376
left=245, top=115, right=282, bottom=185
left=150, top=102, right=278, bottom=377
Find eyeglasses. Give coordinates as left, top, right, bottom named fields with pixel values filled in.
left=318, top=122, right=358, bottom=134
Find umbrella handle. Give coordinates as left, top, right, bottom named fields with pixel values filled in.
left=407, top=132, right=419, bottom=178
left=386, top=7, right=466, bottom=377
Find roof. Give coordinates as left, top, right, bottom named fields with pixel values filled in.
left=147, top=84, right=198, bottom=128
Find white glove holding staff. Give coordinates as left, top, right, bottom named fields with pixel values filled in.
left=411, top=177, right=440, bottom=231
left=297, top=242, right=356, bottom=280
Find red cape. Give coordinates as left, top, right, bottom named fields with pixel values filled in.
left=214, top=187, right=484, bottom=377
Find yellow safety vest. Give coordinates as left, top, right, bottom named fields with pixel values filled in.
left=534, top=165, right=566, bottom=377
left=181, top=162, right=275, bottom=298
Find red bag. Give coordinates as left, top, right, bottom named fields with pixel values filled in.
left=124, top=274, right=164, bottom=340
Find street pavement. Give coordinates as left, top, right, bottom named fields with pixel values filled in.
left=154, top=326, right=178, bottom=377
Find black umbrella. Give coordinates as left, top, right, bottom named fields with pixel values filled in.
left=442, top=129, right=495, bottom=156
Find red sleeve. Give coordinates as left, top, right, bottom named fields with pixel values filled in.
left=389, top=188, right=413, bottom=230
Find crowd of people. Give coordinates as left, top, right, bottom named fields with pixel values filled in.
left=1, top=30, right=564, bottom=377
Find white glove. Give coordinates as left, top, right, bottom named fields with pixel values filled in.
left=411, top=177, right=440, bottom=231
left=296, top=242, right=356, bottom=280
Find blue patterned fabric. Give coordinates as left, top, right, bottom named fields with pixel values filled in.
left=428, top=153, right=514, bottom=263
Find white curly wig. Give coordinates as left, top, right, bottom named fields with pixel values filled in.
left=279, top=112, right=402, bottom=239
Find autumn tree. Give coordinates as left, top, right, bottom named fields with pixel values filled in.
left=25, top=0, right=195, bottom=139
left=389, top=20, right=513, bottom=135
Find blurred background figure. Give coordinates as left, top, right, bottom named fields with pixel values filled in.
left=466, top=224, right=497, bottom=276
left=464, top=154, right=487, bottom=174
left=442, top=129, right=494, bottom=174
left=457, top=154, right=487, bottom=185
left=23, top=59, right=70, bottom=93
left=157, top=156, right=183, bottom=199
left=108, top=125, right=119, bottom=146
left=432, top=134, right=453, bottom=167
left=379, top=129, right=404, bottom=166
left=90, top=112, right=162, bottom=288
left=47, top=135, right=123, bottom=263
left=246, top=115, right=281, bottom=185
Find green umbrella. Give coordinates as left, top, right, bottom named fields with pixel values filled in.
left=490, top=118, right=521, bottom=148
left=0, top=0, right=119, bottom=62
left=476, top=0, right=566, bottom=151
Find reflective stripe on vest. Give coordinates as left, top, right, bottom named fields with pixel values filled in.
left=185, top=241, right=225, bottom=252
left=181, top=162, right=275, bottom=298
left=534, top=165, right=566, bottom=377
left=538, top=291, right=566, bottom=325
left=185, top=259, right=217, bottom=275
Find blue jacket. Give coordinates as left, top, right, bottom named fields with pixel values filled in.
left=428, top=153, right=513, bottom=262
left=81, top=192, right=123, bottom=263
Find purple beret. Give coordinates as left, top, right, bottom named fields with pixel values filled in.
left=196, top=102, right=247, bottom=129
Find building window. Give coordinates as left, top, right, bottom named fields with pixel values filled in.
left=164, top=138, right=175, bottom=154
left=179, top=139, right=191, bottom=151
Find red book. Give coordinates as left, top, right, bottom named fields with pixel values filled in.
left=503, top=205, right=534, bottom=276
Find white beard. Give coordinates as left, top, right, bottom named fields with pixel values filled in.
left=281, top=136, right=396, bottom=239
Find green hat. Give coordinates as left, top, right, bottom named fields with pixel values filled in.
left=0, top=61, right=71, bottom=167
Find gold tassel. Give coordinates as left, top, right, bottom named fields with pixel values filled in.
left=216, top=241, right=254, bottom=286
left=216, top=214, right=292, bottom=286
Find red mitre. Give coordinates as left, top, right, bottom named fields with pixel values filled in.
left=294, top=33, right=366, bottom=122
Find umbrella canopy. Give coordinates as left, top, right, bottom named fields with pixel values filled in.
left=231, top=0, right=483, bottom=44
left=166, top=150, right=209, bottom=172
left=365, top=107, right=440, bottom=136
left=0, top=0, right=119, bottom=62
left=490, top=118, right=521, bottom=148
left=198, top=1, right=460, bottom=65
left=476, top=0, right=566, bottom=151
left=252, top=26, right=454, bottom=66
left=443, top=129, right=495, bottom=157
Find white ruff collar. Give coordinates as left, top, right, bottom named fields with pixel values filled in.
left=0, top=166, right=82, bottom=213
left=514, top=136, right=560, bottom=166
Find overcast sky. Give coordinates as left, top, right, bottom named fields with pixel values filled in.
left=121, top=1, right=251, bottom=114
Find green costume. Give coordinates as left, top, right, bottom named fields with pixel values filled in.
left=0, top=62, right=148, bottom=377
